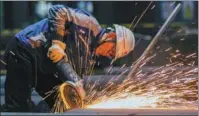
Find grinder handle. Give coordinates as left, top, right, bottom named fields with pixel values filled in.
left=56, top=58, right=81, bottom=83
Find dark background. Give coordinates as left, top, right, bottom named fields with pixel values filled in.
left=1, top=1, right=198, bottom=28
left=0, top=1, right=198, bottom=74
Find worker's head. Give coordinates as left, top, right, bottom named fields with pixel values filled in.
left=95, top=24, right=135, bottom=60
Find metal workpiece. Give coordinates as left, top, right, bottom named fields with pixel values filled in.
left=1, top=108, right=198, bottom=116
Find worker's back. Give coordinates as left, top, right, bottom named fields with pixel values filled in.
left=14, top=5, right=102, bottom=77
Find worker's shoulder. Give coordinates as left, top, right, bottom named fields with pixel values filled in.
left=49, top=4, right=95, bottom=19
left=71, top=8, right=99, bottom=25
left=15, top=19, right=48, bottom=37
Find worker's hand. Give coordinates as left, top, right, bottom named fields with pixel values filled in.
left=47, top=40, right=66, bottom=63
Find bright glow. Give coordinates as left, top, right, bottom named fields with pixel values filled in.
left=84, top=51, right=198, bottom=110
left=87, top=95, right=160, bottom=109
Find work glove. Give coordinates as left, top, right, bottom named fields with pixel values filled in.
left=47, top=40, right=66, bottom=63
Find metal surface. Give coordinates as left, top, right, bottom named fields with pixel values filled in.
left=127, top=3, right=182, bottom=78
left=1, top=108, right=198, bottom=115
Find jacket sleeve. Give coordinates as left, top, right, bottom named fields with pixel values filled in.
left=48, top=5, right=72, bottom=41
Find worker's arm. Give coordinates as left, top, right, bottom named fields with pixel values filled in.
left=56, top=58, right=85, bottom=103
left=56, top=58, right=81, bottom=83
left=48, top=4, right=102, bottom=42
left=48, top=5, right=72, bottom=41
left=47, top=4, right=102, bottom=63
left=47, top=5, right=72, bottom=63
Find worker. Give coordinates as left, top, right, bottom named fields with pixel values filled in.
left=1, top=4, right=135, bottom=112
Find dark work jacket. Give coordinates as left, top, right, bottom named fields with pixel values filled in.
left=14, top=5, right=105, bottom=77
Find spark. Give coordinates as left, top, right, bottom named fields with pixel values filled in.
left=171, top=53, right=181, bottom=58
left=180, top=38, right=185, bottom=41
left=135, top=2, right=137, bottom=6
left=151, top=5, right=155, bottom=10
left=129, top=16, right=137, bottom=29
left=54, top=73, right=58, bottom=78
left=87, top=95, right=160, bottom=109
left=0, top=60, right=7, bottom=65
left=85, top=50, right=198, bottom=109
left=50, top=5, right=197, bottom=110
left=131, top=1, right=153, bottom=31
left=177, top=29, right=183, bottom=33
left=176, top=50, right=180, bottom=53
left=50, top=85, right=68, bottom=113
left=185, top=53, right=196, bottom=59
left=170, top=2, right=176, bottom=7
left=156, top=46, right=160, bottom=49
left=9, top=51, right=15, bottom=56
left=120, top=64, right=126, bottom=69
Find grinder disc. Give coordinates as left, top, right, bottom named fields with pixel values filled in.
left=59, top=81, right=84, bottom=110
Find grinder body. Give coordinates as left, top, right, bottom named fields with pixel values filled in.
left=56, top=58, right=85, bottom=109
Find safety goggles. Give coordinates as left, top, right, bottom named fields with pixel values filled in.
left=98, top=26, right=116, bottom=45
